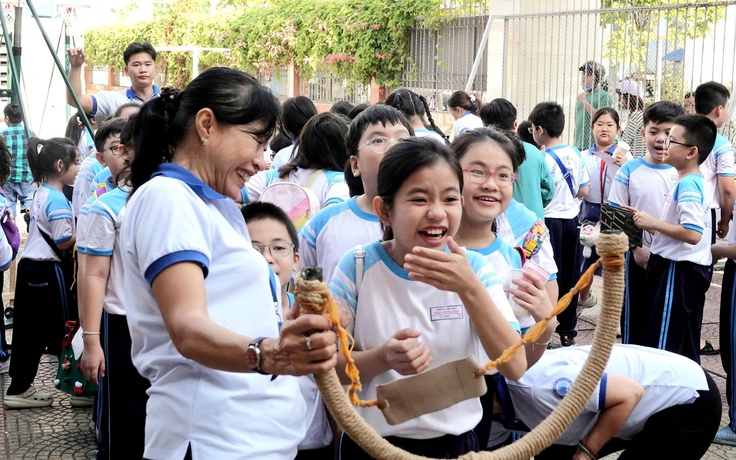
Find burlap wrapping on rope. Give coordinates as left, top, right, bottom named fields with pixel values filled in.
left=294, top=231, right=628, bottom=460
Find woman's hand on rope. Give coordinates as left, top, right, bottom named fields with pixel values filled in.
left=403, top=237, right=479, bottom=294
left=382, top=328, right=432, bottom=376
left=262, top=312, right=338, bottom=376
left=508, top=271, right=552, bottom=322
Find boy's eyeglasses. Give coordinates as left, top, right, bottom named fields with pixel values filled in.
left=463, top=168, right=517, bottom=186
left=107, top=145, right=126, bottom=157
left=252, top=242, right=294, bottom=259
left=359, top=136, right=408, bottom=153
left=663, top=139, right=695, bottom=149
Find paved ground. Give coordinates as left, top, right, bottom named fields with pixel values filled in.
left=1, top=264, right=735, bottom=458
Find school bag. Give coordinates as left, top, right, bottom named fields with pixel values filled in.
left=259, top=170, right=321, bottom=232
left=0, top=188, right=20, bottom=260
left=54, top=319, right=98, bottom=396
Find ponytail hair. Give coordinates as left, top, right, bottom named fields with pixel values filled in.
left=26, top=137, right=77, bottom=184
left=385, top=88, right=447, bottom=142
left=64, top=111, right=93, bottom=145
left=447, top=90, right=480, bottom=116
left=131, top=68, right=281, bottom=196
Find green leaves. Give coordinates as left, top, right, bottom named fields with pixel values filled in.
left=84, top=0, right=443, bottom=88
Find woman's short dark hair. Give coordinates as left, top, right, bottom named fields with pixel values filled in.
left=131, top=67, right=280, bottom=195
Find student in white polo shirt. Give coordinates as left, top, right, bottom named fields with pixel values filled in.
left=120, top=68, right=337, bottom=460
left=626, top=115, right=717, bottom=364
left=299, top=105, right=413, bottom=283
left=242, top=112, right=350, bottom=209
left=530, top=101, right=590, bottom=347
left=492, top=345, right=720, bottom=459
left=66, top=42, right=160, bottom=118
left=330, top=138, right=525, bottom=458
left=5, top=137, right=79, bottom=409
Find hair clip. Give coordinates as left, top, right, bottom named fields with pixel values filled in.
left=469, top=94, right=477, bottom=103
left=36, top=143, right=43, bottom=155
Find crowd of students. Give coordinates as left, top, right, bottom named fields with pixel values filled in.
left=0, top=42, right=734, bottom=459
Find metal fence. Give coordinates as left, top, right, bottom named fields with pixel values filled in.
left=500, top=0, right=736, bottom=144
left=299, top=66, right=371, bottom=105
left=254, top=65, right=289, bottom=100
left=401, top=15, right=489, bottom=112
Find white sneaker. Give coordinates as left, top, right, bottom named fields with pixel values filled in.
left=4, top=385, right=54, bottom=409
left=0, top=357, right=9, bottom=374
left=577, top=293, right=597, bottom=317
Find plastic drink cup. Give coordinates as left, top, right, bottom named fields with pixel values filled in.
left=613, top=140, right=630, bottom=166
left=523, top=260, right=552, bottom=283
left=508, top=269, right=531, bottom=319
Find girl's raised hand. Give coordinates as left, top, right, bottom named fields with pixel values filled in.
left=403, top=237, right=479, bottom=293
left=508, top=272, right=552, bottom=322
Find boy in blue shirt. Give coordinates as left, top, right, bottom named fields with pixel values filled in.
left=625, top=114, right=717, bottom=364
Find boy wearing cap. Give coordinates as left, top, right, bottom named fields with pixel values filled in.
left=575, top=61, right=614, bottom=150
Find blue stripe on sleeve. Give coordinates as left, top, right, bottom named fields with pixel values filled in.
left=84, top=248, right=114, bottom=256
left=145, top=250, right=210, bottom=285
left=330, top=277, right=357, bottom=310
left=683, top=223, right=703, bottom=233
left=53, top=235, right=72, bottom=244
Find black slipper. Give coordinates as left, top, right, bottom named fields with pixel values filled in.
left=700, top=340, right=720, bottom=355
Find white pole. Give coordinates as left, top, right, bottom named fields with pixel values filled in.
left=465, top=15, right=501, bottom=93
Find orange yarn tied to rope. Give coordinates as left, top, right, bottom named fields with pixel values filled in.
left=293, top=267, right=385, bottom=409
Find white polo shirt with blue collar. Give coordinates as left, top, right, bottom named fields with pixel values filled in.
left=120, top=163, right=305, bottom=460
left=90, top=85, right=161, bottom=118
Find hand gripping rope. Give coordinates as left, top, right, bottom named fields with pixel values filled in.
left=293, top=230, right=628, bottom=460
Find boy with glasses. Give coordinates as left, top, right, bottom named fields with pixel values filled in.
left=624, top=115, right=717, bottom=363
left=608, top=101, right=683, bottom=346
left=243, top=201, right=337, bottom=459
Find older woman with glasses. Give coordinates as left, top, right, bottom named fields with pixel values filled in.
left=120, top=67, right=338, bottom=460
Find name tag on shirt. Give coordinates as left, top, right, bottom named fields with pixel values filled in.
left=430, top=305, right=464, bottom=321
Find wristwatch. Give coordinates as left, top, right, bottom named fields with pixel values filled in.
left=246, top=337, right=269, bottom=375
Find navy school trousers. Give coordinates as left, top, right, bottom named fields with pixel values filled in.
left=640, top=253, right=711, bottom=364
left=7, top=259, right=70, bottom=394
left=720, top=258, right=736, bottom=431
left=97, top=312, right=150, bottom=460
left=544, top=217, right=582, bottom=336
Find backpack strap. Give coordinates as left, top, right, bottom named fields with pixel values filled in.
left=545, top=148, right=574, bottom=196
left=305, top=169, right=323, bottom=188
left=354, top=246, right=365, bottom=295
left=267, top=267, right=283, bottom=332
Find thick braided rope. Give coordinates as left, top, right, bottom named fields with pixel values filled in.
left=295, top=231, right=628, bottom=460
